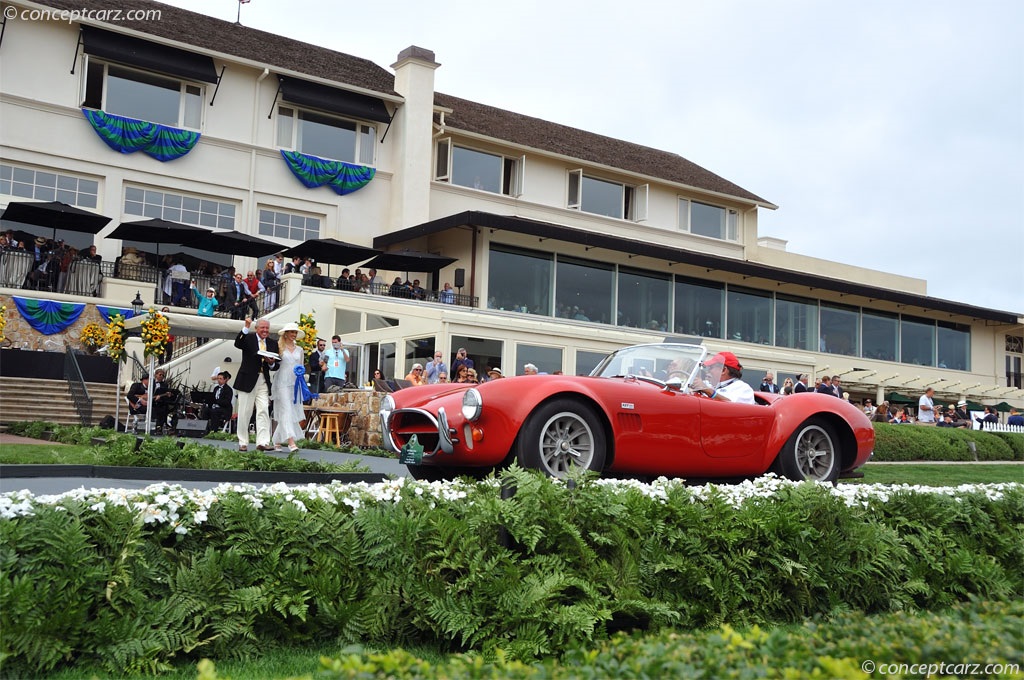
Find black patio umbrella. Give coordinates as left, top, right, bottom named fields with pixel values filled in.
left=362, top=248, right=456, bottom=272
left=187, top=230, right=287, bottom=259
left=282, top=238, right=380, bottom=265
left=108, top=218, right=213, bottom=251
left=0, top=200, right=111, bottom=239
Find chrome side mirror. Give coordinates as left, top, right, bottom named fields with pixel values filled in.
left=664, top=377, right=684, bottom=392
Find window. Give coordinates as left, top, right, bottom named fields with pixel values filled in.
left=258, top=208, right=320, bottom=242
left=775, top=295, right=818, bottom=351
left=936, top=322, right=970, bottom=371
left=380, top=342, right=396, bottom=383
left=575, top=350, right=609, bottom=376
left=1007, top=334, right=1024, bottom=388
left=435, top=140, right=523, bottom=196
left=335, top=310, right=361, bottom=335
left=567, top=170, right=647, bottom=221
left=727, top=286, right=773, bottom=345
left=617, top=267, right=669, bottom=330
left=450, top=336, right=505, bottom=379
left=276, top=106, right=375, bottom=165
left=83, top=61, right=202, bottom=129
left=900, top=316, right=935, bottom=366
left=674, top=277, right=724, bottom=338
left=405, top=337, right=436, bottom=375
left=678, top=198, right=738, bottom=241
left=820, top=303, right=860, bottom=356
left=487, top=245, right=552, bottom=316
left=863, top=310, right=898, bottom=361
left=124, top=186, right=235, bottom=229
left=366, top=314, right=400, bottom=331
left=1, top=164, right=99, bottom=208
left=555, top=255, right=614, bottom=324
left=516, top=344, right=563, bottom=375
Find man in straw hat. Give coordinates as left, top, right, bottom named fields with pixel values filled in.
left=233, top=317, right=279, bottom=451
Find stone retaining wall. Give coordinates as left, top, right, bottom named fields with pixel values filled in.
left=311, top=390, right=383, bottom=448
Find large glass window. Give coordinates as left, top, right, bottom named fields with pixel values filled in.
left=124, top=186, right=235, bottom=229
left=820, top=303, right=860, bottom=356
left=277, top=106, right=375, bottom=165
left=679, top=199, right=738, bottom=241
left=1, top=163, right=99, bottom=213
left=258, top=208, right=320, bottom=242
left=617, top=267, right=670, bottom=330
left=727, top=286, right=773, bottom=345
left=863, top=311, right=898, bottom=361
left=450, top=335, right=505, bottom=380
left=936, top=321, right=970, bottom=371
left=84, top=62, right=202, bottom=129
left=567, top=171, right=641, bottom=220
left=555, top=255, right=614, bottom=324
left=901, top=316, right=935, bottom=366
left=516, top=344, right=563, bottom=375
left=487, top=245, right=552, bottom=316
left=405, top=337, right=436, bottom=376
left=774, top=294, right=818, bottom=351
left=379, top=342, right=396, bottom=382
left=674, top=277, right=724, bottom=338
left=575, top=350, right=610, bottom=376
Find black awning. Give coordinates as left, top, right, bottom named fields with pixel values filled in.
left=279, top=76, right=391, bottom=124
left=81, top=25, right=218, bottom=83
left=374, top=210, right=1021, bottom=325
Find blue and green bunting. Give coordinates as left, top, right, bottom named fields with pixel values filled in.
left=82, top=109, right=201, bottom=162
left=280, top=150, right=375, bottom=195
left=12, top=297, right=86, bottom=335
left=96, top=306, right=136, bottom=324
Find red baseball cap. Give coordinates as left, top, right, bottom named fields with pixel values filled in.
left=706, top=351, right=741, bottom=370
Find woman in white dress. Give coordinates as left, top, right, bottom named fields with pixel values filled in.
left=271, top=321, right=307, bottom=452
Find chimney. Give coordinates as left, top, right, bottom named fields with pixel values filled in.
left=390, top=46, right=440, bottom=229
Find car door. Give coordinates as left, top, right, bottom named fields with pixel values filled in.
left=698, top=397, right=774, bottom=459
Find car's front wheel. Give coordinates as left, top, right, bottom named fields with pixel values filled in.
left=515, top=398, right=607, bottom=478
left=772, top=418, right=840, bottom=483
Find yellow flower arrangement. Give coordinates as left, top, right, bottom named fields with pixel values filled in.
left=106, top=314, right=127, bottom=363
left=297, top=312, right=316, bottom=358
left=0, top=304, right=6, bottom=344
left=140, top=308, right=170, bottom=360
left=79, top=322, right=107, bottom=351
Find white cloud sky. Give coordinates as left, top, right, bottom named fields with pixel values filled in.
left=162, top=0, right=1024, bottom=314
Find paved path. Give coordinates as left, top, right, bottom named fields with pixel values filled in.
left=0, top=433, right=408, bottom=495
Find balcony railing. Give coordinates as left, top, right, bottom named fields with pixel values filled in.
left=302, top=276, right=478, bottom=307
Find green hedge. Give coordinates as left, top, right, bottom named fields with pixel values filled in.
left=2, top=470, right=1022, bottom=676
left=871, top=422, right=1022, bottom=461
left=226, top=598, right=1020, bottom=679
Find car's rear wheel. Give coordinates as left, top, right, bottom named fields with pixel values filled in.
left=772, top=418, right=840, bottom=484
left=515, top=398, right=607, bottom=478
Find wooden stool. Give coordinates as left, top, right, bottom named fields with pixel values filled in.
left=318, top=412, right=343, bottom=446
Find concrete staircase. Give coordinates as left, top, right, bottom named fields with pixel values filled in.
left=0, top=377, right=120, bottom=426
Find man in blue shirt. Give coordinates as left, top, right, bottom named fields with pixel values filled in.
left=320, top=335, right=350, bottom=391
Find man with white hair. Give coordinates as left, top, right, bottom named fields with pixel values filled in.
left=233, top=317, right=279, bottom=451
left=523, top=363, right=539, bottom=375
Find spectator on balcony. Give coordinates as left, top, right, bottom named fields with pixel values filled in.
left=439, top=282, right=456, bottom=304
left=228, top=272, right=259, bottom=320
left=389, top=276, right=410, bottom=298
left=410, top=279, right=426, bottom=300
left=82, top=244, right=101, bottom=262
left=190, top=282, right=218, bottom=346
left=367, top=268, right=382, bottom=293
left=336, top=268, right=353, bottom=291
left=261, top=259, right=279, bottom=312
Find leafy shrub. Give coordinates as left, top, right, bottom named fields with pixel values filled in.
left=1, top=472, right=1021, bottom=676
left=871, top=423, right=1018, bottom=461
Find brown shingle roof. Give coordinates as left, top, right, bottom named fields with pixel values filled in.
left=32, top=0, right=398, bottom=96
left=434, top=93, right=770, bottom=205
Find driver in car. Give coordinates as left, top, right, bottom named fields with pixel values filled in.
left=691, top=351, right=755, bottom=404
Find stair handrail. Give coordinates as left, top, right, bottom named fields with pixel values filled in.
left=63, top=342, right=93, bottom=426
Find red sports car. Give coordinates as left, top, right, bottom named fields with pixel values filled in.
left=380, top=343, right=874, bottom=483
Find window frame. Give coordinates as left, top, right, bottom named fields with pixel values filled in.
left=257, top=206, right=322, bottom=243
left=434, top=138, right=523, bottom=197
left=567, top=169, right=646, bottom=222
left=82, top=57, right=205, bottom=130
left=678, top=197, right=739, bottom=241
left=275, top=105, right=377, bottom=166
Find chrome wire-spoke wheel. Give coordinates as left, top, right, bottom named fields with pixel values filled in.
left=537, top=411, right=596, bottom=476
left=794, top=423, right=837, bottom=481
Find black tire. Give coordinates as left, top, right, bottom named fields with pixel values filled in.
left=515, top=398, right=607, bottom=478
left=771, top=418, right=841, bottom=484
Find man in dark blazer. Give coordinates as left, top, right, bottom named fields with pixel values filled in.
left=308, top=337, right=327, bottom=393
left=227, top=272, right=258, bottom=320
left=208, top=370, right=234, bottom=433
left=759, top=372, right=779, bottom=394
left=234, top=317, right=279, bottom=451
left=793, top=373, right=810, bottom=393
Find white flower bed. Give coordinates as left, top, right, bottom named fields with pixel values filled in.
left=1, top=475, right=1019, bottom=535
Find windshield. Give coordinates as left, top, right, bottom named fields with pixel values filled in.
left=592, top=343, right=707, bottom=386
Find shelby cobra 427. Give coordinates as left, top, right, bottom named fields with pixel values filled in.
left=380, top=343, right=874, bottom=482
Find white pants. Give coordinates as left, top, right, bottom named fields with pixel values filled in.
left=237, top=379, right=271, bottom=447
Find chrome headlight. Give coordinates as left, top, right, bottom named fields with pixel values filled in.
left=461, top=387, right=483, bottom=422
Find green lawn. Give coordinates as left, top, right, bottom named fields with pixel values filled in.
left=846, top=462, right=1024, bottom=486
left=0, top=443, right=99, bottom=464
